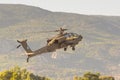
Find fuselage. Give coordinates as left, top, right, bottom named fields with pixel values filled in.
left=47, top=32, right=83, bottom=50
left=17, top=32, right=83, bottom=62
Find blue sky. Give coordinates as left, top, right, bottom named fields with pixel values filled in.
left=0, top=0, right=120, bottom=16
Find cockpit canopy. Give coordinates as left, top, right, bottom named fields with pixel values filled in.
left=64, top=33, right=79, bottom=39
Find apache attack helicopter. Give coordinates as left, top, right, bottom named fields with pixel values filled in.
left=17, top=28, right=83, bottom=62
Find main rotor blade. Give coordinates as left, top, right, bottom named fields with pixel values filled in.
left=54, top=29, right=68, bottom=32
left=38, top=29, right=68, bottom=33
left=37, top=31, right=55, bottom=33
left=24, top=28, right=69, bottom=34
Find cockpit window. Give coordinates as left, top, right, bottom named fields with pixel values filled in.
left=64, top=33, right=70, bottom=38
left=73, top=33, right=79, bottom=37
left=64, top=33, right=79, bottom=38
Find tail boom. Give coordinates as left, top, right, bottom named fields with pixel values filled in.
left=17, top=39, right=57, bottom=62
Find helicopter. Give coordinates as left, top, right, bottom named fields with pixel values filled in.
left=17, top=28, right=83, bottom=62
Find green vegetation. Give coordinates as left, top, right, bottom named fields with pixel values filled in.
left=73, top=72, right=114, bottom=80
left=0, top=66, right=51, bottom=80
left=0, top=66, right=115, bottom=80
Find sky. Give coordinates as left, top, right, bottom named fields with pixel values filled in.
left=0, top=0, right=120, bottom=16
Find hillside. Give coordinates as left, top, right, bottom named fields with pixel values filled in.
left=0, top=4, right=120, bottom=80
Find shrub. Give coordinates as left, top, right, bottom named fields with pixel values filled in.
left=0, top=66, right=51, bottom=80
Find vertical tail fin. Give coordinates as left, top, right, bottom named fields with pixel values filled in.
left=17, top=39, right=33, bottom=53
left=17, top=39, right=33, bottom=62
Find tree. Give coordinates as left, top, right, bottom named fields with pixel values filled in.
left=0, top=66, right=51, bottom=80
left=99, top=76, right=115, bottom=80
left=73, top=72, right=114, bottom=80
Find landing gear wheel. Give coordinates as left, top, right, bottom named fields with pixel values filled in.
left=64, top=48, right=67, bottom=51
left=72, top=47, right=75, bottom=51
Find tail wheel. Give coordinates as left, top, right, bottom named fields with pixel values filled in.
left=27, top=57, right=29, bottom=63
